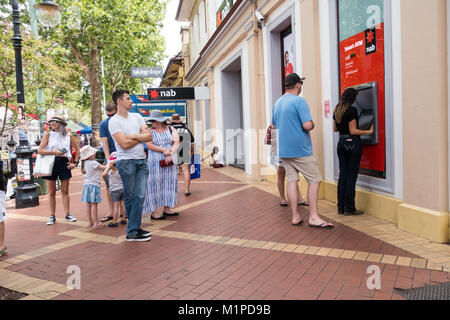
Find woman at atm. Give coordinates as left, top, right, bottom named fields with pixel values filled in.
left=333, top=88, right=374, bottom=216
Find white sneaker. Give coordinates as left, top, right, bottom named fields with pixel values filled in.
left=46, top=216, right=56, bottom=225
left=65, top=213, right=77, bottom=222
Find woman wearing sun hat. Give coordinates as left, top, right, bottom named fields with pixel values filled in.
left=38, top=114, right=80, bottom=225
left=142, top=110, right=180, bottom=220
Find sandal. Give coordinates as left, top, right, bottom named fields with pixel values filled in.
left=309, top=222, right=334, bottom=229
left=280, top=201, right=288, bottom=207
left=120, top=220, right=127, bottom=225
left=298, top=202, right=309, bottom=207
left=163, top=212, right=179, bottom=217
left=101, top=216, right=113, bottom=222
left=0, top=248, right=7, bottom=258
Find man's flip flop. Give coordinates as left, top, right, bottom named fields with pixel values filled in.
left=298, top=202, right=309, bottom=207
left=292, top=220, right=304, bottom=226
left=101, top=216, right=113, bottom=222
left=309, top=223, right=334, bottom=229
left=280, top=202, right=288, bottom=207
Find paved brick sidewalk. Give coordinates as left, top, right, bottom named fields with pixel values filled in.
left=0, top=166, right=448, bottom=300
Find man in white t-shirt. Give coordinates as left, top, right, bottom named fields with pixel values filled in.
left=109, top=90, right=153, bottom=242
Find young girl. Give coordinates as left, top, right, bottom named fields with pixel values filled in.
left=102, top=152, right=126, bottom=227
left=80, top=146, right=106, bottom=228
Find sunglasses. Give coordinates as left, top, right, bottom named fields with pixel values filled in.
left=107, top=112, right=116, bottom=117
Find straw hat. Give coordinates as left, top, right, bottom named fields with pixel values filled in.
left=80, top=145, right=98, bottom=161
left=49, top=116, right=67, bottom=126
left=171, top=113, right=182, bottom=124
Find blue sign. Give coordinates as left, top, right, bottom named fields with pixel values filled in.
left=130, top=95, right=186, bottom=120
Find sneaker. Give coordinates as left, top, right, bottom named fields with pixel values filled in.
left=65, top=213, right=77, bottom=222
left=126, top=233, right=151, bottom=242
left=138, top=229, right=151, bottom=237
left=46, top=216, right=56, bottom=225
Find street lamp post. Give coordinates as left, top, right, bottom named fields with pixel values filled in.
left=10, top=0, right=61, bottom=208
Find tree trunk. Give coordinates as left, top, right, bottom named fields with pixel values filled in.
left=89, top=41, right=102, bottom=148
left=0, top=99, right=9, bottom=137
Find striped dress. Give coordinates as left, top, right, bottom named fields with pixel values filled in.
left=142, top=128, right=178, bottom=214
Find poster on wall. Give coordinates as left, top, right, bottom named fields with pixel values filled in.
left=281, top=27, right=295, bottom=93
left=338, top=0, right=386, bottom=177
left=282, top=28, right=295, bottom=78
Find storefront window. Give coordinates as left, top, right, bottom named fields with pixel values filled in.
left=338, top=0, right=386, bottom=178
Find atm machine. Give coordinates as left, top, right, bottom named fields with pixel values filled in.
left=350, top=82, right=378, bottom=145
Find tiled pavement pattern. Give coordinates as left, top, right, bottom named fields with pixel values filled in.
left=0, top=167, right=448, bottom=300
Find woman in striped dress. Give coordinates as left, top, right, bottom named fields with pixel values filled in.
left=143, top=110, right=180, bottom=220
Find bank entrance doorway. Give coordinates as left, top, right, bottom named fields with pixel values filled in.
left=221, top=56, right=245, bottom=170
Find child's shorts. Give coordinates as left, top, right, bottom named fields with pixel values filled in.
left=110, top=189, right=124, bottom=202
left=0, top=191, right=7, bottom=223
left=81, top=185, right=102, bottom=203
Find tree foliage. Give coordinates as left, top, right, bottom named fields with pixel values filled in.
left=40, top=0, right=167, bottom=144
left=0, top=14, right=81, bottom=136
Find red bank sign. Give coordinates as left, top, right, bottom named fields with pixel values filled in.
left=340, top=23, right=385, bottom=173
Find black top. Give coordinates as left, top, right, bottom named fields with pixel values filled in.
left=334, top=106, right=359, bottom=135
left=171, top=123, right=195, bottom=144
left=171, top=123, right=195, bottom=158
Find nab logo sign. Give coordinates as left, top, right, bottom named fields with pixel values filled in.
left=160, top=89, right=177, bottom=98
left=147, top=87, right=195, bottom=101
left=365, top=28, right=377, bottom=55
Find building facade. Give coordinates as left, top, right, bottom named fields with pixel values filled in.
left=176, top=0, right=449, bottom=243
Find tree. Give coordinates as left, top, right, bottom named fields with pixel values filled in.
left=41, top=0, right=166, bottom=146
left=0, top=15, right=81, bottom=136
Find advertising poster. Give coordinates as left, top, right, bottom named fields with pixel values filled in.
left=338, top=0, right=385, bottom=176
left=17, top=159, right=31, bottom=182
left=282, top=30, right=295, bottom=78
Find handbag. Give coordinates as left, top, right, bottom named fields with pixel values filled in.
left=33, top=154, right=55, bottom=177
left=160, top=159, right=174, bottom=167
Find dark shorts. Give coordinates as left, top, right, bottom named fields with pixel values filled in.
left=110, top=189, right=124, bottom=202
left=42, top=157, right=72, bottom=181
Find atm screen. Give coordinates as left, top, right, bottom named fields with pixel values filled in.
left=351, top=82, right=378, bottom=145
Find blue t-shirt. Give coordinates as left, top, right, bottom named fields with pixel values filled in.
left=99, top=118, right=116, bottom=154
left=271, top=94, right=313, bottom=158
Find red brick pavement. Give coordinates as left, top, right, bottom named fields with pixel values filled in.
left=1, top=168, right=448, bottom=300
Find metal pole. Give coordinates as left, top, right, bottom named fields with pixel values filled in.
left=11, top=0, right=40, bottom=208
left=29, top=0, right=45, bottom=139
left=11, top=0, right=25, bottom=107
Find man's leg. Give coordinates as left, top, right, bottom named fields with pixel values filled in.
left=116, top=160, right=137, bottom=236
left=277, top=166, right=287, bottom=204
left=130, top=160, right=149, bottom=233
left=307, top=182, right=333, bottom=227
left=287, top=181, right=302, bottom=224
left=182, top=163, right=191, bottom=194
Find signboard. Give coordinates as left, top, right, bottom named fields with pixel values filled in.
left=131, top=67, right=164, bottom=78
left=130, top=95, right=186, bottom=122
left=17, top=159, right=31, bottom=181
left=338, top=0, right=385, bottom=175
left=147, top=87, right=195, bottom=101
left=216, top=0, right=233, bottom=27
